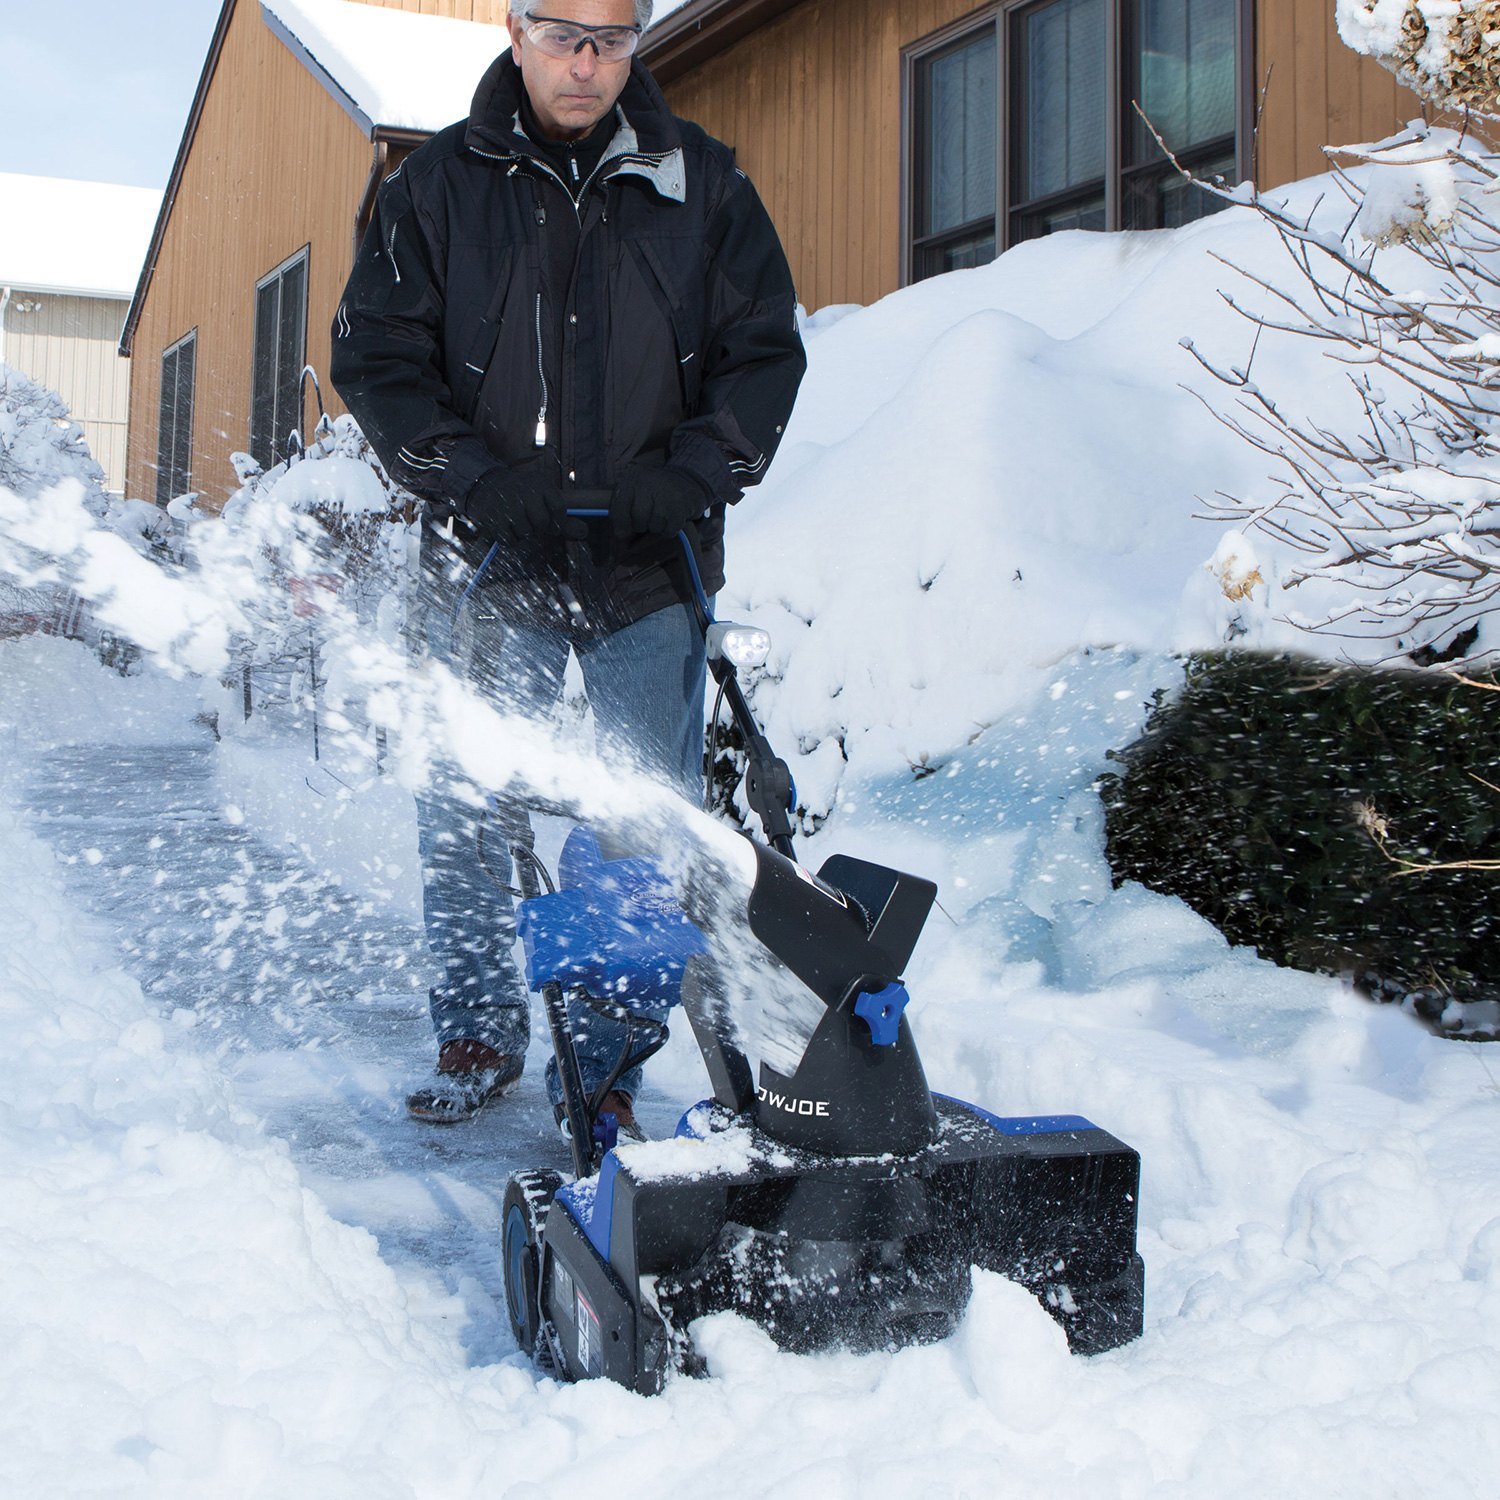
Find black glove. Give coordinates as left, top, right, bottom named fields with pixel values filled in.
left=463, top=466, right=587, bottom=546
left=610, top=462, right=714, bottom=539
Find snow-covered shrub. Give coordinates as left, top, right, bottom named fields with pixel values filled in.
left=0, top=362, right=107, bottom=503
left=1099, top=650, right=1500, bottom=1035
left=0, top=364, right=110, bottom=639
left=211, top=407, right=416, bottom=748
left=1338, top=0, right=1500, bottom=118
left=1189, top=121, right=1500, bottom=658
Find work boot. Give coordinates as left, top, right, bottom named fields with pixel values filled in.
left=553, top=1089, right=647, bottom=1144
left=406, top=1039, right=523, bottom=1124
left=598, top=1089, right=647, bottom=1143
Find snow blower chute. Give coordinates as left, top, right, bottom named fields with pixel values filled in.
left=499, top=522, right=1144, bottom=1392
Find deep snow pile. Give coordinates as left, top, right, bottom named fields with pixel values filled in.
left=4, top=164, right=1500, bottom=1495
left=722, top=181, right=1403, bottom=820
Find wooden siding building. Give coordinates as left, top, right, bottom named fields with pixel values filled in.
left=123, top=0, right=1428, bottom=509
left=1, top=173, right=160, bottom=495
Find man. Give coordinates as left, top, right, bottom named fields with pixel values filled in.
left=330, top=0, right=805, bottom=1129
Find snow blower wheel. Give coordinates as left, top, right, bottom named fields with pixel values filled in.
left=502, top=1169, right=562, bottom=1364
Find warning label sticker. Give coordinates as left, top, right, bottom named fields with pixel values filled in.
left=575, top=1289, right=602, bottom=1377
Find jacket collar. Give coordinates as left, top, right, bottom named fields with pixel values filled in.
left=465, top=54, right=687, bottom=203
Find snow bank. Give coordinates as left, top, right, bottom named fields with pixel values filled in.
left=5, top=738, right=1500, bottom=1497
left=0, top=787, right=476, bottom=1498
left=0, top=633, right=204, bottom=756
left=725, top=205, right=1330, bottom=816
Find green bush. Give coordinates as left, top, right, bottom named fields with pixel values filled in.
left=1098, top=652, right=1500, bottom=1030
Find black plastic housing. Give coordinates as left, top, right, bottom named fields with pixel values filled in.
left=536, top=1099, right=1144, bottom=1394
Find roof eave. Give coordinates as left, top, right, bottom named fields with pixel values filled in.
left=640, top=0, right=808, bottom=86
left=1, top=280, right=133, bottom=302
left=260, top=2, right=377, bottom=140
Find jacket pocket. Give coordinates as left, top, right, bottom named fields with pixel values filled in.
left=630, top=239, right=703, bottom=409
left=450, top=250, right=516, bottom=423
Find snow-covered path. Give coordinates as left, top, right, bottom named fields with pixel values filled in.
left=20, top=739, right=575, bottom=1365
left=6, top=654, right=1500, bottom=1499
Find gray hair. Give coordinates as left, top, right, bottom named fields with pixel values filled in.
left=509, top=1, right=654, bottom=29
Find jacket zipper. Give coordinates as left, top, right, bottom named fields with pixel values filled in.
left=533, top=291, right=548, bottom=447
left=386, top=218, right=402, bottom=284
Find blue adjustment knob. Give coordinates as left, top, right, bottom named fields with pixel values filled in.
left=854, top=982, right=911, bottom=1047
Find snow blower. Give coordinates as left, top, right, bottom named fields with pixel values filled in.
left=498, top=521, right=1144, bottom=1392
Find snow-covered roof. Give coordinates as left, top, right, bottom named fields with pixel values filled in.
left=261, top=0, right=697, bottom=136
left=0, top=173, right=162, bottom=299
left=261, top=0, right=508, bottom=135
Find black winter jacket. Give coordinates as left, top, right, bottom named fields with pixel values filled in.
left=330, top=55, right=806, bottom=630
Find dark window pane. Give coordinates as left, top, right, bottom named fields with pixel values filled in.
left=173, top=338, right=195, bottom=500
left=155, top=348, right=177, bottom=506
left=1014, top=0, right=1106, bottom=204
left=918, top=229, right=998, bottom=281
left=923, top=33, right=998, bottom=237
left=251, top=279, right=279, bottom=470
left=250, top=254, right=309, bottom=469
left=1013, top=192, right=1107, bottom=244
left=1123, top=148, right=1235, bottom=229
left=1128, top=0, right=1236, bottom=163
left=155, top=337, right=196, bottom=505
left=277, top=256, right=307, bottom=459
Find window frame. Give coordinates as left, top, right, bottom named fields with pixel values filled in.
left=155, top=328, right=197, bottom=507
left=909, top=24, right=1002, bottom=283
left=901, top=0, right=1255, bottom=284
left=250, top=245, right=311, bottom=471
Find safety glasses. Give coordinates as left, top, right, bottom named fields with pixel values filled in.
left=523, top=15, right=642, bottom=61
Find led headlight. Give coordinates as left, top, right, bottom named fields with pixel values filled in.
left=706, top=621, right=771, bottom=669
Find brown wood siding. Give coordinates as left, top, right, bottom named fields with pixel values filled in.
left=661, top=0, right=1429, bottom=312
left=5, top=292, right=132, bottom=494
left=125, top=1, right=373, bottom=509
left=1254, top=0, right=1417, bottom=189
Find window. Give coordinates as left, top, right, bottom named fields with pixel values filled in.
left=250, top=248, right=309, bottom=470
left=155, top=331, right=196, bottom=506
left=1011, top=0, right=1108, bottom=241
left=912, top=30, right=999, bottom=282
left=1123, top=0, right=1238, bottom=230
left=905, top=0, right=1245, bottom=280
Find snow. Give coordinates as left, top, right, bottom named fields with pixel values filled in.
left=4, top=145, right=1500, bottom=1495
left=262, top=0, right=697, bottom=136
left=1349, top=128, right=1463, bottom=245
left=263, top=0, right=510, bottom=134
left=0, top=172, right=160, bottom=298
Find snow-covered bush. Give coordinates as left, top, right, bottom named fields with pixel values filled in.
left=0, top=363, right=110, bottom=639
left=0, top=362, right=107, bottom=504
left=208, top=407, right=416, bottom=748
left=1338, top=0, right=1500, bottom=118
left=1100, top=650, right=1500, bottom=1035
left=1189, top=122, right=1500, bottom=658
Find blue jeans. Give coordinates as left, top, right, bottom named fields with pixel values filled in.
left=414, top=535, right=706, bottom=1105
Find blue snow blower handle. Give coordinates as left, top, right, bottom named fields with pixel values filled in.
left=517, top=827, right=707, bottom=1010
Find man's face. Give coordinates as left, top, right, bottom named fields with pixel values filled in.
left=508, top=1, right=638, bottom=142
